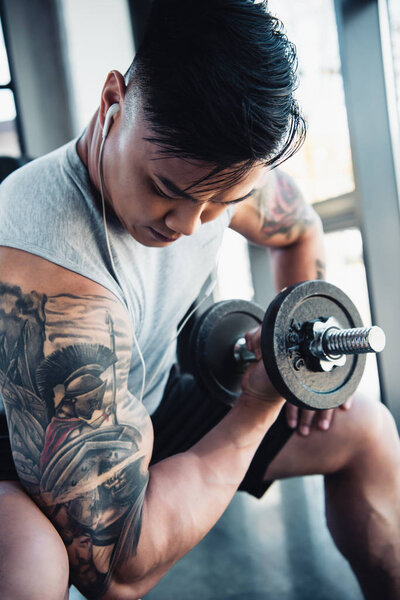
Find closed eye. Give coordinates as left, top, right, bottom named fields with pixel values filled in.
left=151, top=177, right=254, bottom=206
left=151, top=181, right=173, bottom=200
left=215, top=198, right=246, bottom=206
left=152, top=183, right=241, bottom=206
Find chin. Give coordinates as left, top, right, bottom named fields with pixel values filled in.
left=133, top=235, right=167, bottom=247
left=131, top=228, right=176, bottom=247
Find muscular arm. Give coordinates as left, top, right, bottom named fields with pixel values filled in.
left=230, top=168, right=326, bottom=290
left=231, top=170, right=334, bottom=433
left=0, top=248, right=284, bottom=599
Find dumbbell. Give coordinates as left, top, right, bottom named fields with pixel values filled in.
left=189, top=280, right=385, bottom=410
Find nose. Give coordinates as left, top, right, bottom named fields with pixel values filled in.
left=164, top=202, right=206, bottom=236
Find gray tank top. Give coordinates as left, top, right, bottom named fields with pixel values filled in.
left=0, top=140, right=232, bottom=413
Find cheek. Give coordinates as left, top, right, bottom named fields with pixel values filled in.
left=201, top=205, right=228, bottom=224
left=108, top=160, right=144, bottom=209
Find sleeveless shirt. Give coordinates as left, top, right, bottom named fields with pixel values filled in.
left=0, top=140, right=232, bottom=413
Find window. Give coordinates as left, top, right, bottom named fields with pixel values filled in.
left=59, top=0, right=134, bottom=135
left=388, top=0, right=400, bottom=123
left=268, top=0, right=354, bottom=203
left=0, top=18, right=20, bottom=156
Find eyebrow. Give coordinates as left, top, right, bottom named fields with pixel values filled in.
left=154, top=174, right=256, bottom=205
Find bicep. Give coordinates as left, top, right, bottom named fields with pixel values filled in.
left=0, top=250, right=152, bottom=597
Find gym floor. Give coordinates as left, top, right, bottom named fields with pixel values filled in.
left=70, top=475, right=363, bottom=600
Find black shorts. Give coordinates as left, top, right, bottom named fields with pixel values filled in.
left=0, top=366, right=293, bottom=498
left=150, top=366, right=293, bottom=497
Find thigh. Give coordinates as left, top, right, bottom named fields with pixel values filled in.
left=0, top=481, right=69, bottom=600
left=264, top=394, right=397, bottom=481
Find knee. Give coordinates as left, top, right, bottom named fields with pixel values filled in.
left=0, top=484, right=69, bottom=600
left=347, top=395, right=399, bottom=466
left=0, top=531, right=69, bottom=600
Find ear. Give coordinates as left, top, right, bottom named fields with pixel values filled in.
left=99, top=70, right=126, bottom=130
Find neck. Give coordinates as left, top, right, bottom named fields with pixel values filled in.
left=77, top=109, right=102, bottom=192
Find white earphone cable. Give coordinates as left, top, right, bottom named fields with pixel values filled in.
left=98, top=136, right=147, bottom=403
left=98, top=109, right=219, bottom=404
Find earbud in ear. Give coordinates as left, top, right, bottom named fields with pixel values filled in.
left=102, top=103, right=120, bottom=139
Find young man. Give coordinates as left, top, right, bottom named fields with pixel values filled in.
left=0, top=1, right=399, bottom=599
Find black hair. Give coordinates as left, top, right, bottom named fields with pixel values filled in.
left=125, top=0, right=306, bottom=191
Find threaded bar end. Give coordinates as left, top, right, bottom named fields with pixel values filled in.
left=322, top=326, right=386, bottom=357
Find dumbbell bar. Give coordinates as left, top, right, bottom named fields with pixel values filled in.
left=234, top=321, right=385, bottom=370
left=189, top=280, right=386, bottom=410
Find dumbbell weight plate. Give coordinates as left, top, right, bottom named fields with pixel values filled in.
left=261, top=280, right=366, bottom=410
left=191, top=300, right=264, bottom=405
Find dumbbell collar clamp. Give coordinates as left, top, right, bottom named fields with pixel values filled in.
left=307, top=317, right=347, bottom=372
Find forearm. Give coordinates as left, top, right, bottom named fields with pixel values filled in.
left=269, top=216, right=326, bottom=291
left=109, top=393, right=284, bottom=597
left=0, top=255, right=283, bottom=599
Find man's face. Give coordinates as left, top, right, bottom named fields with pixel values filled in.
left=101, top=110, right=265, bottom=247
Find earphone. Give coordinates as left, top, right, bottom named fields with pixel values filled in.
left=102, top=103, right=120, bottom=139
left=98, top=103, right=218, bottom=402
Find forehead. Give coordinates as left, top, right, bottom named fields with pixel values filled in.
left=123, top=113, right=265, bottom=197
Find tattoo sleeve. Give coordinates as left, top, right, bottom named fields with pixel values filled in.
left=255, top=169, right=315, bottom=243
left=0, top=283, right=151, bottom=598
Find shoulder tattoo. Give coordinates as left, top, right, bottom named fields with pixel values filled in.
left=256, top=170, right=314, bottom=242
left=0, top=282, right=150, bottom=598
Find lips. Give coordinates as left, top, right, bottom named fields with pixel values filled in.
left=148, top=227, right=180, bottom=243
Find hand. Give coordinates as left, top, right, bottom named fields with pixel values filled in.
left=286, top=397, right=353, bottom=436
left=241, top=326, right=285, bottom=407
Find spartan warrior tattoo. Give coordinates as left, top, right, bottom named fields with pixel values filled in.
left=0, top=283, right=150, bottom=598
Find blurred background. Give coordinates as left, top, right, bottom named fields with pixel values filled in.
left=0, top=1, right=399, bottom=599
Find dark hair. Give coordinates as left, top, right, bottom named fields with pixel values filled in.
left=125, top=0, right=306, bottom=190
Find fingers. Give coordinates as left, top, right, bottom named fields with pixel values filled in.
left=286, top=403, right=299, bottom=430
left=340, top=396, right=353, bottom=410
left=297, top=408, right=317, bottom=436
left=241, top=360, right=285, bottom=407
left=242, top=327, right=285, bottom=406
left=286, top=404, right=335, bottom=436
left=315, top=408, right=334, bottom=432
left=245, top=326, right=262, bottom=360
left=244, top=329, right=353, bottom=422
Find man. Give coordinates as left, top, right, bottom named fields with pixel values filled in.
left=0, top=1, right=399, bottom=599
